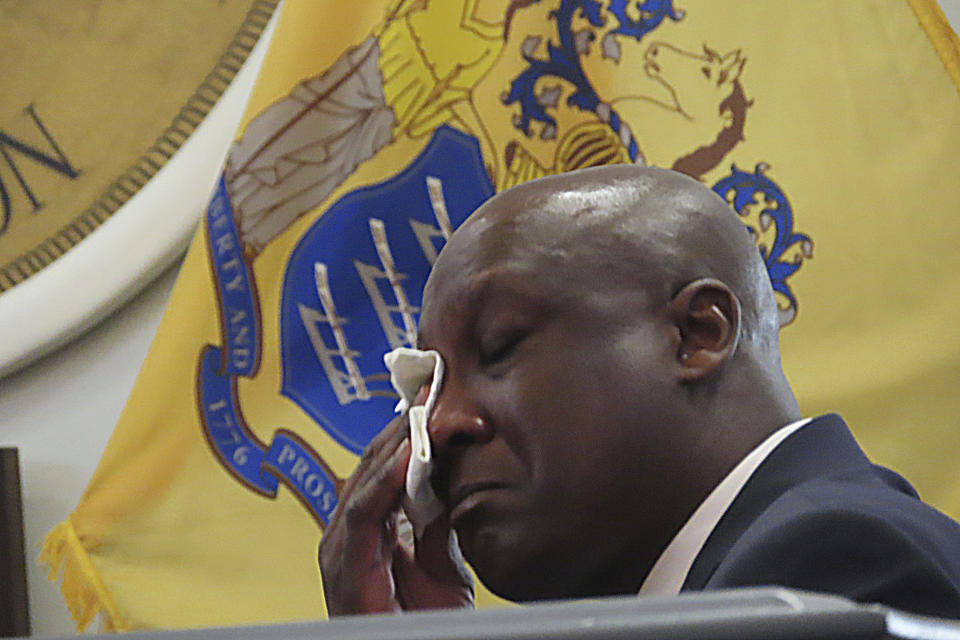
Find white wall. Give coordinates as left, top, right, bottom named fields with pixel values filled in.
left=0, top=263, right=180, bottom=635
left=0, top=15, right=274, bottom=637
left=1, top=3, right=959, bottom=637
left=947, top=0, right=960, bottom=31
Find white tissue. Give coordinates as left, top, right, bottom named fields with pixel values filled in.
left=383, top=347, right=445, bottom=536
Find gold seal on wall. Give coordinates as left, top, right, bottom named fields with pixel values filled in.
left=0, top=0, right=279, bottom=292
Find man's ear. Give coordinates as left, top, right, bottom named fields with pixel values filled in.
left=668, top=278, right=741, bottom=383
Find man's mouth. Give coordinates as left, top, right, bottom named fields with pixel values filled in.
left=447, top=482, right=512, bottom=520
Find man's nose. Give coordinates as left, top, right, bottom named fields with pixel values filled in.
left=425, top=378, right=492, bottom=455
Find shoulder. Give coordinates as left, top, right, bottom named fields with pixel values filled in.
left=708, top=475, right=960, bottom=618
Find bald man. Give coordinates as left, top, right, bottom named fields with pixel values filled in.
left=318, top=166, right=960, bottom=618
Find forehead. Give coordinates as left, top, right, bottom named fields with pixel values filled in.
left=427, top=182, right=625, bottom=279
left=418, top=251, right=550, bottom=345
left=417, top=211, right=587, bottom=352
left=418, top=227, right=624, bottom=350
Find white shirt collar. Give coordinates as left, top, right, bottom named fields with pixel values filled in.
left=637, top=417, right=812, bottom=596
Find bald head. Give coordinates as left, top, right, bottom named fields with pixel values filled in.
left=428, top=165, right=780, bottom=356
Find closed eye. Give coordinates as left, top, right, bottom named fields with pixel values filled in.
left=479, top=329, right=528, bottom=366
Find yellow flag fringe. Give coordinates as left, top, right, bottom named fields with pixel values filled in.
left=906, top=0, right=960, bottom=93
left=39, top=519, right=126, bottom=632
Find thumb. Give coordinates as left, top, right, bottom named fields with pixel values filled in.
left=415, top=514, right=473, bottom=587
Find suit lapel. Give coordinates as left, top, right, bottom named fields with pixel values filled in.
left=681, top=414, right=872, bottom=590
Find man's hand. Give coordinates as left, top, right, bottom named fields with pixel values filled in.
left=318, top=410, right=474, bottom=616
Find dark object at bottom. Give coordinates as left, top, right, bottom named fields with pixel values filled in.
left=30, top=588, right=960, bottom=640
left=0, top=448, right=29, bottom=638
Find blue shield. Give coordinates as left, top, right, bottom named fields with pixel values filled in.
left=280, top=126, right=495, bottom=454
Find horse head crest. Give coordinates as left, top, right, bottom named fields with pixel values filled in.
left=701, top=45, right=746, bottom=88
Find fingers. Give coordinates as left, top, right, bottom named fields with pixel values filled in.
left=391, top=513, right=475, bottom=610
left=319, top=400, right=476, bottom=615
left=333, top=380, right=428, bottom=518
left=319, top=436, right=411, bottom=616
left=334, top=411, right=409, bottom=512
left=413, top=384, right=430, bottom=406
left=320, top=395, right=442, bottom=616
left=342, top=438, right=411, bottom=531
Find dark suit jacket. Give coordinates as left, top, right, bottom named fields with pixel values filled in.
left=682, top=414, right=960, bottom=618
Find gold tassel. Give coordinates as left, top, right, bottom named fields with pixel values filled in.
left=39, top=519, right=126, bottom=632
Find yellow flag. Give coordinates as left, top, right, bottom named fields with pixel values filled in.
left=41, top=0, right=960, bottom=631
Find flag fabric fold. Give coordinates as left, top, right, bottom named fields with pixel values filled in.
left=42, top=0, right=960, bottom=630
